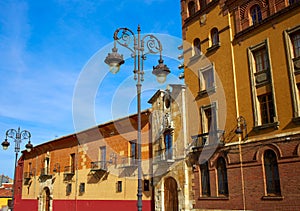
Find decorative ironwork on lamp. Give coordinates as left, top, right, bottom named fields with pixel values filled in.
left=104, top=25, right=170, bottom=211
left=235, top=116, right=248, bottom=140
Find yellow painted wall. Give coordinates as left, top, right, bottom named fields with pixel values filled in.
left=0, top=197, right=11, bottom=208
left=21, top=113, right=152, bottom=202
left=183, top=1, right=300, bottom=142
left=232, top=6, right=300, bottom=139
left=183, top=4, right=238, bottom=140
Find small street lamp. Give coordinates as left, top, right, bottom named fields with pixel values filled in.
left=1, top=127, right=33, bottom=211
left=105, top=25, right=170, bottom=211
left=235, top=116, right=248, bottom=140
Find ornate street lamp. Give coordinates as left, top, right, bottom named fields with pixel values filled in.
left=235, top=116, right=248, bottom=140
left=1, top=127, right=33, bottom=211
left=105, top=25, right=170, bottom=211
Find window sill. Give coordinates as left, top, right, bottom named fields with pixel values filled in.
left=206, top=43, right=220, bottom=52
left=189, top=54, right=202, bottom=62
left=198, top=86, right=216, bottom=98
left=261, top=195, right=284, bottom=200
left=253, top=121, right=279, bottom=131
left=198, top=196, right=229, bottom=200
left=292, top=116, right=300, bottom=124
left=293, top=56, right=300, bottom=71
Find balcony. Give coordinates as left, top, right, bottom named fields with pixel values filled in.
left=64, top=166, right=75, bottom=175
left=40, top=168, right=50, bottom=176
left=154, top=149, right=174, bottom=164
left=63, top=166, right=75, bottom=181
left=120, top=157, right=138, bottom=168
left=191, top=130, right=225, bottom=150
left=23, top=172, right=33, bottom=185
left=39, top=168, right=52, bottom=181
left=24, top=172, right=33, bottom=179
left=90, top=161, right=107, bottom=172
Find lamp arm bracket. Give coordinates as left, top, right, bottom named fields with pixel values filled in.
left=6, top=129, right=18, bottom=139
left=141, top=34, right=162, bottom=55
left=114, top=27, right=136, bottom=54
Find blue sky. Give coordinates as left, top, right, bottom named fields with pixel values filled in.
left=0, top=0, right=183, bottom=178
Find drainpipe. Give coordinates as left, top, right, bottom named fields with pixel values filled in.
left=181, top=85, right=190, bottom=210
left=228, top=12, right=246, bottom=211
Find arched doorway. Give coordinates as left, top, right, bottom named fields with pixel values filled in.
left=164, top=177, right=178, bottom=211
left=42, top=187, right=51, bottom=211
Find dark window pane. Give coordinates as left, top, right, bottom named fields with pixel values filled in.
left=251, top=5, right=262, bottom=25
left=217, top=157, right=228, bottom=195
left=200, top=162, right=211, bottom=196
left=264, top=150, right=281, bottom=195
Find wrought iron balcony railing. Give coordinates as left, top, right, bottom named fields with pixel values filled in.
left=90, top=161, right=107, bottom=171
left=154, top=148, right=174, bottom=163
left=191, top=130, right=225, bottom=150
left=23, top=172, right=33, bottom=179
left=120, top=157, right=138, bottom=168
left=64, top=166, right=75, bottom=175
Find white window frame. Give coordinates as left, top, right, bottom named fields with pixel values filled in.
left=200, top=102, right=218, bottom=145
left=284, top=25, right=300, bottom=119
left=198, top=64, right=216, bottom=95
left=248, top=39, right=278, bottom=127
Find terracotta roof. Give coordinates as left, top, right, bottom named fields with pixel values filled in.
left=0, top=183, right=12, bottom=198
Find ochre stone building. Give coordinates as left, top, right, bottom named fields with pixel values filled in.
left=181, top=0, right=300, bottom=210
left=14, top=111, right=153, bottom=211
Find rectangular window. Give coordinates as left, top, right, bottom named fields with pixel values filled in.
left=250, top=45, right=271, bottom=87
left=44, top=157, right=50, bottom=175
left=248, top=40, right=278, bottom=128
left=164, top=132, right=173, bottom=160
left=117, top=181, right=122, bottom=192
left=66, top=183, right=72, bottom=195
left=144, top=180, right=150, bottom=191
left=202, top=104, right=217, bottom=133
left=254, top=47, right=269, bottom=72
left=199, top=65, right=215, bottom=95
left=291, top=31, right=300, bottom=58
left=130, top=141, right=137, bottom=165
left=284, top=27, right=300, bottom=119
left=97, top=146, right=106, bottom=170
left=258, top=93, right=275, bottom=125
left=70, top=153, right=75, bottom=173
left=201, top=103, right=217, bottom=145
left=79, top=183, right=85, bottom=193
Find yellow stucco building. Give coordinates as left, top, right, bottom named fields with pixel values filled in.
left=181, top=0, right=300, bottom=210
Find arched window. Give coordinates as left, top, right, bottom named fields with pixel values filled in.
left=188, top=1, right=196, bottom=17
left=211, top=28, right=219, bottom=46
left=200, top=161, right=210, bottom=196
left=199, top=0, right=207, bottom=9
left=217, top=157, right=228, bottom=195
left=193, top=38, right=201, bottom=56
left=264, top=150, right=281, bottom=195
left=250, top=5, right=262, bottom=25
left=289, top=0, right=300, bottom=5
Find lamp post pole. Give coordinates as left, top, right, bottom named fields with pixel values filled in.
left=105, top=25, right=170, bottom=211
left=1, top=127, right=33, bottom=211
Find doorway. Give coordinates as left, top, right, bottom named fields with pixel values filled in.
left=42, top=187, right=51, bottom=211
left=164, top=177, right=179, bottom=211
